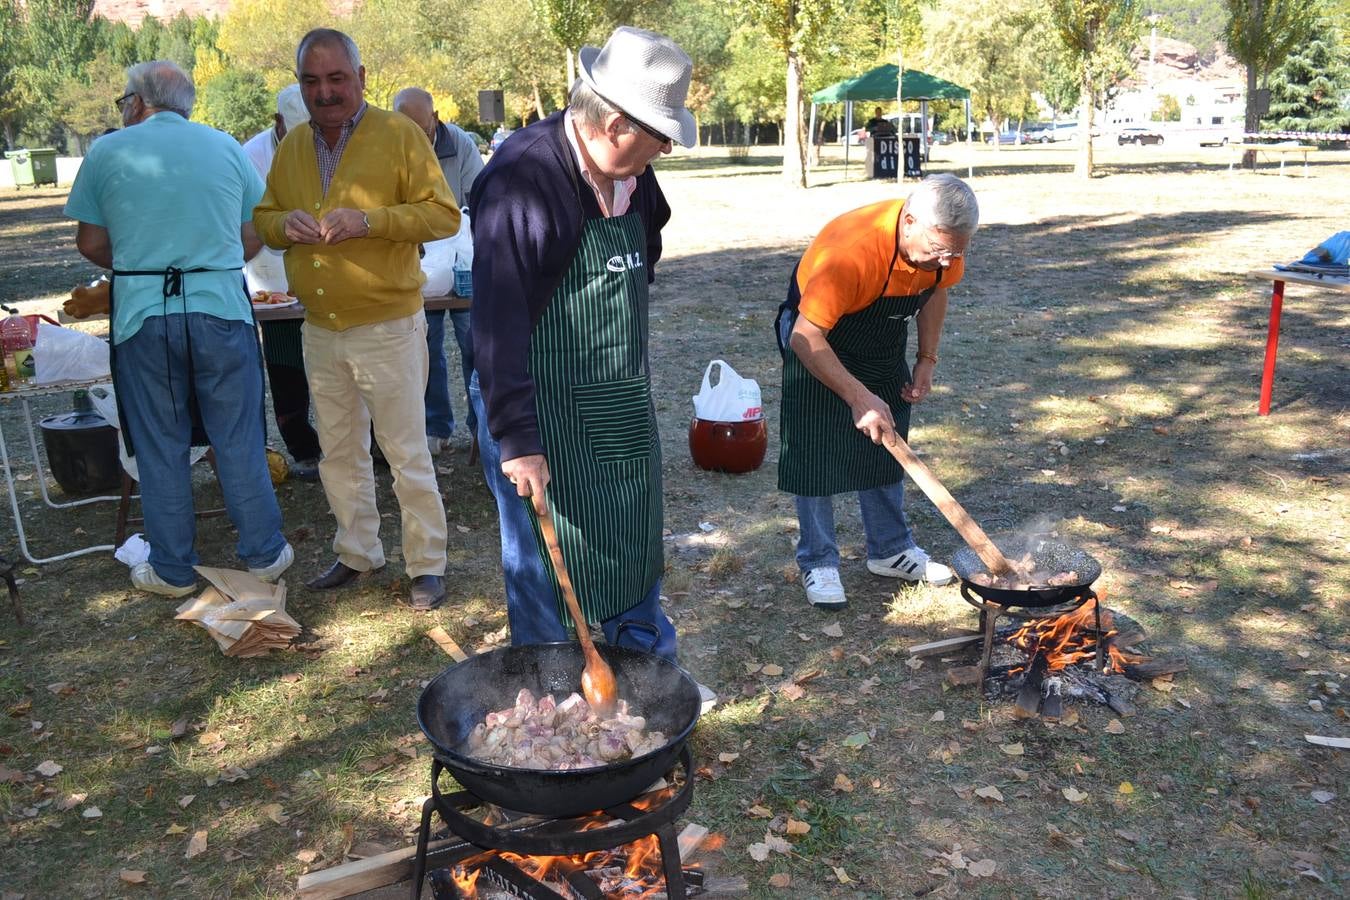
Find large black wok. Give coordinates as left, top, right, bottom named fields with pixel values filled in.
left=417, top=643, right=701, bottom=817
left=951, top=533, right=1101, bottom=608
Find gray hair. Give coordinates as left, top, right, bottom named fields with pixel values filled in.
left=125, top=60, right=194, bottom=118
left=568, top=80, right=636, bottom=135
left=905, top=173, right=979, bottom=236
left=296, top=28, right=362, bottom=73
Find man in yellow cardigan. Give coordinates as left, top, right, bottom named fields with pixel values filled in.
left=254, top=28, right=461, bottom=610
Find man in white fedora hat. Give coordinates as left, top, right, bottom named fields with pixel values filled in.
left=469, top=26, right=714, bottom=706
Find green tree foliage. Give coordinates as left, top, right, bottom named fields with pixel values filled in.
left=216, top=0, right=330, bottom=90
left=57, top=50, right=121, bottom=149
left=1153, top=92, right=1182, bottom=119
left=0, top=0, right=23, bottom=146
left=1261, top=17, right=1350, bottom=133
left=11, top=0, right=99, bottom=144
left=197, top=69, right=273, bottom=140
left=1222, top=0, right=1319, bottom=155
left=1049, top=0, right=1142, bottom=176
left=920, top=0, right=1039, bottom=147
left=530, top=0, right=601, bottom=89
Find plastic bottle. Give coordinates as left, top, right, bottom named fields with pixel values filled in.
left=1, top=307, right=34, bottom=383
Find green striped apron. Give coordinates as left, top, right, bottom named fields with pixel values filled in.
left=777, top=240, right=941, bottom=498
left=524, top=211, right=664, bottom=626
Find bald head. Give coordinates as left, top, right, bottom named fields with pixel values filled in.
left=394, top=87, right=437, bottom=143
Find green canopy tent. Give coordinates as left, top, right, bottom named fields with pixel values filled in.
left=808, top=64, right=972, bottom=176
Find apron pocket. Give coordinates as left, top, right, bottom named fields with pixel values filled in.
left=572, top=375, right=654, bottom=463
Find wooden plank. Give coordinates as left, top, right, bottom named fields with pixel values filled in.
left=908, top=634, right=983, bottom=657
left=295, top=838, right=456, bottom=899
left=425, top=626, right=469, bottom=662
left=677, top=823, right=710, bottom=859
left=1305, top=734, right=1350, bottom=750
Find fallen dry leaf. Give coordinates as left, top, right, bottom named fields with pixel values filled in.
left=929, top=711, right=945, bottom=722
left=34, top=760, right=63, bottom=777
left=81, top=806, right=102, bottom=819
left=1114, top=828, right=1141, bottom=844
left=1106, top=858, right=1133, bottom=874
left=968, top=858, right=997, bottom=877
left=842, top=731, right=870, bottom=749
left=833, top=866, right=853, bottom=884
left=743, top=662, right=762, bottom=675
left=261, top=803, right=288, bottom=824
left=833, top=773, right=855, bottom=792
left=295, top=849, right=320, bottom=864
left=761, top=664, right=784, bottom=677
left=764, top=833, right=791, bottom=854
left=1010, top=767, right=1030, bottom=781
left=975, top=785, right=1004, bottom=802
left=178, top=794, right=195, bottom=808
left=748, top=842, right=770, bottom=862
left=165, top=824, right=188, bottom=835
left=747, top=804, right=772, bottom=818
left=999, top=743, right=1024, bottom=756
left=785, top=818, right=811, bottom=835
left=821, top=622, right=843, bottom=638
left=1106, top=719, right=1126, bottom=734
left=778, top=682, right=806, bottom=702
left=56, top=792, right=87, bottom=811
left=1310, top=790, right=1335, bottom=804
left=185, top=830, right=208, bottom=859
left=768, top=873, right=792, bottom=888
left=1151, top=678, right=1175, bottom=693
left=1062, top=786, right=1089, bottom=803
left=718, top=752, right=740, bottom=764
left=905, top=656, right=924, bottom=671
left=1118, top=782, right=1135, bottom=795
left=119, top=869, right=147, bottom=884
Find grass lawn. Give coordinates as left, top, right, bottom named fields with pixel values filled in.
left=0, top=142, right=1346, bottom=898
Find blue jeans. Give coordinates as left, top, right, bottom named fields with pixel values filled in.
left=794, top=484, right=915, bottom=573
left=114, top=313, right=286, bottom=586
left=469, top=371, right=677, bottom=661
left=424, top=309, right=475, bottom=439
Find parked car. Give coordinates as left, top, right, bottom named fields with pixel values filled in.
left=466, top=131, right=489, bottom=154
left=1117, top=126, right=1164, bottom=146
left=1024, top=121, right=1077, bottom=143
left=489, top=127, right=513, bottom=153
left=986, top=129, right=1024, bottom=145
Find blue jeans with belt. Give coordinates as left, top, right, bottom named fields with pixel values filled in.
left=114, top=313, right=286, bottom=586
left=425, top=309, right=475, bottom=440
left=469, top=370, right=677, bottom=661
left=794, top=488, right=915, bottom=573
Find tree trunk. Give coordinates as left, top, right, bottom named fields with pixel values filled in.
left=565, top=48, right=576, bottom=93
left=783, top=47, right=805, bottom=187
left=531, top=81, right=545, bottom=121
left=1076, top=64, right=1095, bottom=178
left=1243, top=60, right=1258, bottom=169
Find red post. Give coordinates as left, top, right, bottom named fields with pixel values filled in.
left=1259, top=279, right=1285, bottom=416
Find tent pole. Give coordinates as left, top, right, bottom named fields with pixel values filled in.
left=920, top=98, right=929, bottom=164
left=807, top=102, right=817, bottom=180
left=895, top=49, right=904, bottom=184
left=844, top=101, right=852, bottom=177
left=965, top=98, right=973, bottom=179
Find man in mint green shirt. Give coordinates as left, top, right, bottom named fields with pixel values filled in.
left=65, top=59, right=292, bottom=598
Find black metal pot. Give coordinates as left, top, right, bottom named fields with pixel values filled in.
left=951, top=534, right=1102, bottom=608
left=417, top=643, right=701, bottom=817
left=39, top=406, right=120, bottom=496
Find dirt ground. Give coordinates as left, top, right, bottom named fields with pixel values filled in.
left=0, top=142, right=1347, bottom=898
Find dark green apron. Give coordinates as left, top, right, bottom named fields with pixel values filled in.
left=777, top=222, right=941, bottom=498
left=525, top=211, right=664, bottom=626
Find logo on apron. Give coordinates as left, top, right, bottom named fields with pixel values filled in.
left=606, top=252, right=644, bottom=273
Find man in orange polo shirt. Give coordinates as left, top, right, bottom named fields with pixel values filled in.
left=775, top=174, right=979, bottom=609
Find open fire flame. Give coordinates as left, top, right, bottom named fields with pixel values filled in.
left=448, top=789, right=723, bottom=899
left=1007, top=592, right=1143, bottom=674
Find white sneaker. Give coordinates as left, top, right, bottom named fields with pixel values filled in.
left=130, top=562, right=197, bottom=599
left=427, top=435, right=449, bottom=456
left=803, top=566, right=847, bottom=609
left=249, top=542, right=295, bottom=583
left=867, top=546, right=955, bottom=585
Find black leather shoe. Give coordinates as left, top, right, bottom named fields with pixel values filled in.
left=290, top=458, right=320, bottom=481
left=408, top=574, right=446, bottom=611
left=305, top=560, right=365, bottom=591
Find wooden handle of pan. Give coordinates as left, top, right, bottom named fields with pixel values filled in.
left=532, top=494, right=599, bottom=655
left=882, top=434, right=1015, bottom=576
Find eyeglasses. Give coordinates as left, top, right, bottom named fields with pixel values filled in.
left=626, top=114, right=671, bottom=146
left=114, top=92, right=137, bottom=111
left=924, top=229, right=968, bottom=262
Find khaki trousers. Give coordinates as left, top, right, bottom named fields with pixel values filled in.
left=302, top=313, right=447, bottom=577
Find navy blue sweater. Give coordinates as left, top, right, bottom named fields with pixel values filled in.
left=469, top=111, right=671, bottom=462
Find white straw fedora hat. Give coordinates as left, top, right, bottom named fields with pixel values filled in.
left=578, top=26, right=696, bottom=148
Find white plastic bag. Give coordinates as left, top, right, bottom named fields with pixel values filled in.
left=244, top=247, right=288, bottom=294
left=114, top=532, right=151, bottom=567
left=34, top=321, right=110, bottom=384
left=420, top=236, right=455, bottom=297
left=692, top=359, right=763, bottom=422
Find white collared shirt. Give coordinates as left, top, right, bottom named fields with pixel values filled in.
left=563, top=109, right=636, bottom=218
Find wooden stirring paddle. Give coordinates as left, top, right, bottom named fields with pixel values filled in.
left=882, top=434, right=1017, bottom=576
left=532, top=493, right=619, bottom=713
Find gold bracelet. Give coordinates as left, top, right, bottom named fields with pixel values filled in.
left=917, top=351, right=939, bottom=365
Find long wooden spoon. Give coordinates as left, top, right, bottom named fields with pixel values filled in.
left=532, top=492, right=619, bottom=713
left=882, top=434, right=1017, bottom=576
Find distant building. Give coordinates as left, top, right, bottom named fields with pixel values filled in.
left=1105, top=36, right=1246, bottom=134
